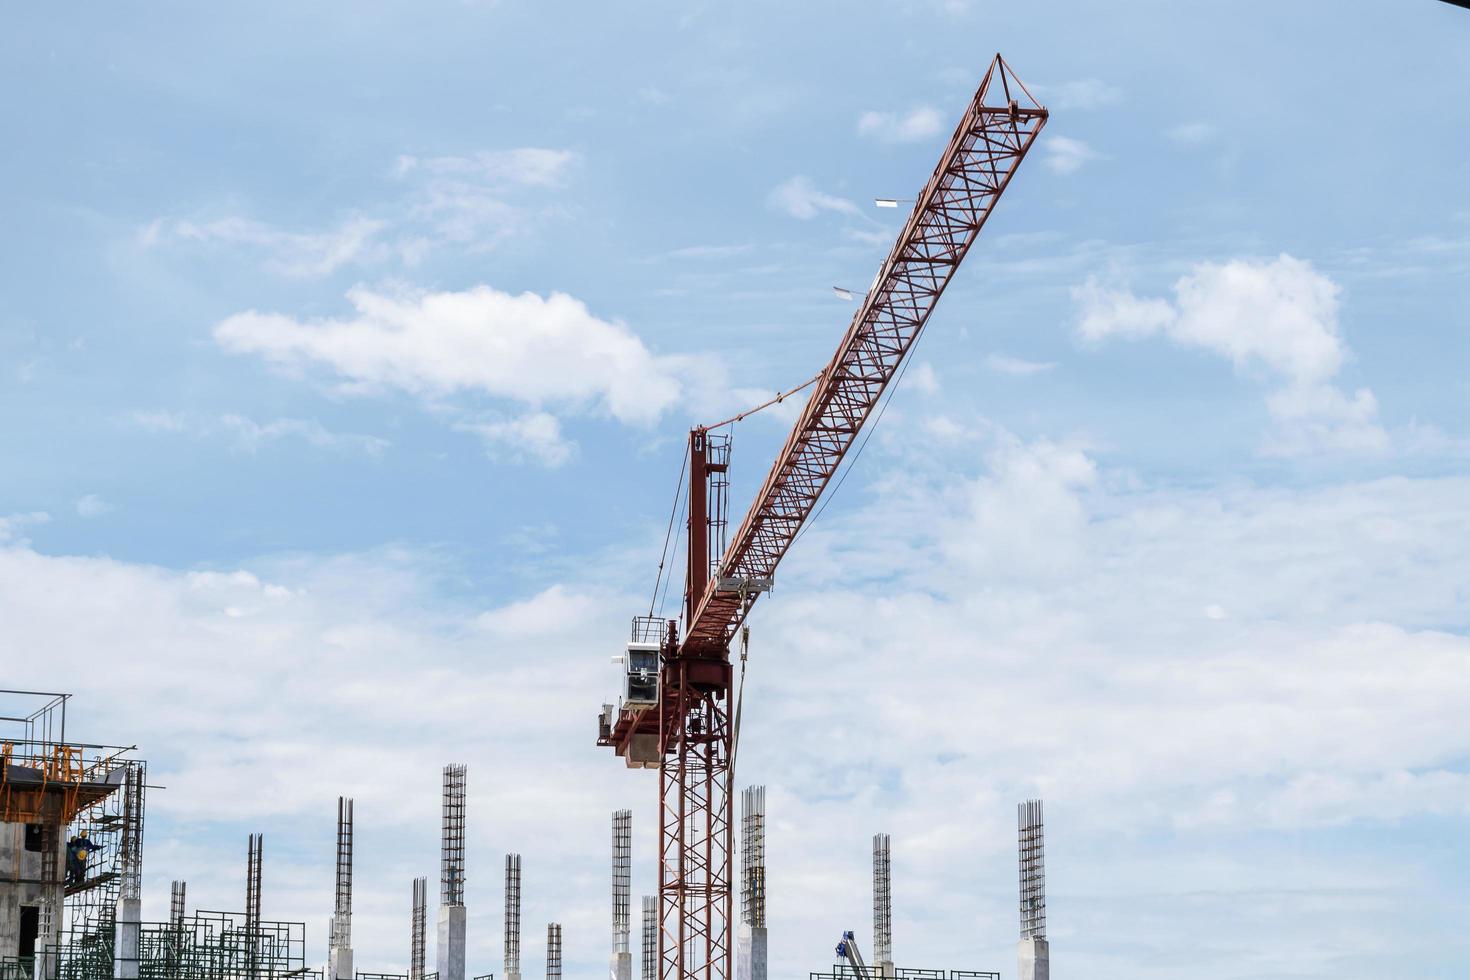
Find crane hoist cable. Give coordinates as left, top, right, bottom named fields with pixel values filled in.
left=729, top=624, right=751, bottom=779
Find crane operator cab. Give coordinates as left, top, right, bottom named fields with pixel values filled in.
left=623, top=642, right=661, bottom=705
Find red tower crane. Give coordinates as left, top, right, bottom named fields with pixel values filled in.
left=597, top=53, right=1048, bottom=980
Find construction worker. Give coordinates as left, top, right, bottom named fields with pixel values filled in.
left=66, top=830, right=96, bottom=887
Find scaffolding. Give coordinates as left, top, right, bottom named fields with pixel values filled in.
left=0, top=687, right=146, bottom=980
left=31, top=910, right=315, bottom=980
left=812, top=970, right=997, bottom=980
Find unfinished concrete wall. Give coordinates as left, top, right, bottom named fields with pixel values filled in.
left=0, top=812, right=65, bottom=969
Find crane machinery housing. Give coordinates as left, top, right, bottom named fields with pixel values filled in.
left=596, top=53, right=1048, bottom=980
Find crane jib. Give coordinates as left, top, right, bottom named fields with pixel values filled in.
left=680, top=54, right=1048, bottom=657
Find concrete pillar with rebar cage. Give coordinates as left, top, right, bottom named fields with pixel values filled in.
left=1017, top=800, right=1048, bottom=980
left=505, top=854, right=522, bottom=980
left=735, top=786, right=766, bottom=980
left=329, top=797, right=354, bottom=980
left=437, top=765, right=467, bottom=980
left=611, top=810, right=633, bottom=980
left=873, top=832, right=894, bottom=979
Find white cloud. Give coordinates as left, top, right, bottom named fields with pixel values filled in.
left=767, top=175, right=859, bottom=220
left=142, top=148, right=575, bottom=275
left=142, top=215, right=387, bottom=279
left=983, top=352, right=1056, bottom=375
left=856, top=105, right=945, bottom=143
left=393, top=148, right=576, bottom=187
left=126, top=410, right=389, bottom=456
left=214, top=285, right=682, bottom=426
left=75, top=494, right=113, bottom=518
left=907, top=361, right=940, bottom=394
left=455, top=411, right=575, bottom=467
left=0, top=511, right=49, bottom=544
left=1074, top=254, right=1389, bottom=455
left=1042, top=134, right=1099, bottom=175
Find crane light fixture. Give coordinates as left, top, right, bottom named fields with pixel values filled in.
left=832, top=286, right=856, bottom=301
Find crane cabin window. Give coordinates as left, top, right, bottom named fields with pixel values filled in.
left=624, top=645, right=660, bottom=705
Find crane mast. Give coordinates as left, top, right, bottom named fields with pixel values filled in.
left=598, top=53, right=1048, bottom=980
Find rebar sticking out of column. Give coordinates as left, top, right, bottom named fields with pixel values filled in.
left=546, top=923, right=562, bottom=980
left=640, top=897, right=656, bottom=980
left=441, top=765, right=467, bottom=906
left=505, top=853, right=523, bottom=980
left=168, top=880, right=186, bottom=975
left=612, top=809, right=632, bottom=954
left=411, top=876, right=428, bottom=980
left=873, top=832, right=892, bottom=966
left=245, top=833, right=264, bottom=980
left=1018, top=800, right=1046, bottom=940
left=334, top=797, right=354, bottom=947
left=169, top=880, right=186, bottom=930
left=119, top=763, right=145, bottom=901
left=740, top=786, right=766, bottom=929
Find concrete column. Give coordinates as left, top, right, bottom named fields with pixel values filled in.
left=1018, top=937, right=1049, bottom=980
left=437, top=904, right=466, bottom=980
left=113, top=897, right=141, bottom=979
left=735, top=922, right=767, bottom=980
left=611, top=951, right=632, bottom=980
left=34, top=899, right=60, bottom=980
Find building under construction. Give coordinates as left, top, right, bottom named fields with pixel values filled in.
left=6, top=51, right=1057, bottom=980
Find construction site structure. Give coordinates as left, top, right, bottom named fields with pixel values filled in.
left=611, top=810, right=632, bottom=980
left=596, top=54, right=1048, bottom=980
left=872, top=834, right=893, bottom=979
left=411, top=877, right=428, bottom=980
left=0, top=690, right=146, bottom=980
left=639, top=898, right=655, bottom=980
left=734, top=787, right=765, bottom=980
left=504, top=854, right=521, bottom=980
left=544, top=924, right=561, bottom=980
left=1017, top=800, right=1047, bottom=980
left=438, top=765, right=467, bottom=980
left=329, top=797, right=354, bottom=980
left=245, top=834, right=265, bottom=980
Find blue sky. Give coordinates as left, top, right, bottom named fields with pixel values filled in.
left=3, top=1, right=1469, bottom=978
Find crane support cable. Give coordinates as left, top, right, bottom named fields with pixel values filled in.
left=647, top=444, right=690, bottom=618
left=680, top=53, right=1048, bottom=656
left=704, top=372, right=822, bottom=430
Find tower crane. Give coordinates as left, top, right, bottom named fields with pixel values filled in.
left=596, top=53, right=1048, bottom=980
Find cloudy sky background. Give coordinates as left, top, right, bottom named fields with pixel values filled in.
left=3, top=1, right=1469, bottom=978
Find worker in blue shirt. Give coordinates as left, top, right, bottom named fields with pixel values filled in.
left=66, top=830, right=98, bottom=887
